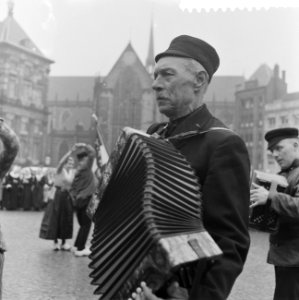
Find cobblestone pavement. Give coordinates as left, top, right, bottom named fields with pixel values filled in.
left=229, top=229, right=275, bottom=300
left=0, top=210, right=97, bottom=300
left=0, top=211, right=274, bottom=300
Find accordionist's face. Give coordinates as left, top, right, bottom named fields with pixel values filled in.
left=152, top=56, right=202, bottom=120
left=270, top=138, right=299, bottom=170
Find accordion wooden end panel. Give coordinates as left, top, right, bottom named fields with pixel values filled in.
left=88, top=127, right=222, bottom=300
left=249, top=170, right=288, bottom=232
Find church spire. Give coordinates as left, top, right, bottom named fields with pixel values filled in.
left=7, top=0, right=14, bottom=17
left=145, top=16, right=155, bottom=75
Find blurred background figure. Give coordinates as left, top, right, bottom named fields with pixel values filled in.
left=69, top=143, right=96, bottom=257
left=42, top=167, right=56, bottom=205
left=2, top=165, right=22, bottom=211
left=31, top=167, right=47, bottom=211
left=20, top=167, right=33, bottom=211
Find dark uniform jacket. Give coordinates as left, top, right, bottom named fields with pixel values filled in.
left=147, top=104, right=251, bottom=300
left=267, top=159, right=299, bottom=266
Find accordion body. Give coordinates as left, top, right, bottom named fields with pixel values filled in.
left=89, top=127, right=222, bottom=300
left=249, top=170, right=288, bottom=232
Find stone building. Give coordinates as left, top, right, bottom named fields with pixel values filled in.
left=1, top=3, right=269, bottom=167
left=47, top=76, right=95, bottom=165
left=263, top=92, right=299, bottom=172
left=0, top=4, right=53, bottom=166
left=234, top=64, right=288, bottom=170
left=93, top=42, right=162, bottom=152
left=205, top=76, right=245, bottom=128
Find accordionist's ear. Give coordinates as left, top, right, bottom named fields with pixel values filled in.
left=194, top=71, right=209, bottom=92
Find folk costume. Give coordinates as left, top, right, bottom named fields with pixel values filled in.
left=147, top=104, right=250, bottom=300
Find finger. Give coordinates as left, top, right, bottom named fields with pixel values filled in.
left=141, top=282, right=152, bottom=295
left=167, top=281, right=188, bottom=298
left=167, top=281, right=179, bottom=296
left=250, top=194, right=257, bottom=201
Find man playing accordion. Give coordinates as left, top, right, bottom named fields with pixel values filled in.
left=130, top=35, right=251, bottom=300
left=250, top=127, right=299, bottom=300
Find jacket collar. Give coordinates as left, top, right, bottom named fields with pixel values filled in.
left=289, top=158, right=299, bottom=170
left=280, top=158, right=299, bottom=174
left=169, top=103, right=214, bottom=136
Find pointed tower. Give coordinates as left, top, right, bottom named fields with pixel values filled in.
left=145, top=17, right=155, bottom=75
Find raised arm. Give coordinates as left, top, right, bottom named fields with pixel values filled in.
left=56, top=150, right=73, bottom=174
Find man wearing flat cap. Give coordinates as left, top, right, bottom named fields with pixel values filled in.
left=131, top=35, right=250, bottom=300
left=251, top=127, right=299, bottom=300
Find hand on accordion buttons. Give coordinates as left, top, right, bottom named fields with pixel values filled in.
left=250, top=183, right=269, bottom=208
left=128, top=281, right=188, bottom=300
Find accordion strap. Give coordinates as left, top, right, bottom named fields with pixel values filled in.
left=152, top=126, right=234, bottom=142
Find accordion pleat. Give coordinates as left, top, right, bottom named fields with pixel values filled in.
left=89, top=132, right=204, bottom=300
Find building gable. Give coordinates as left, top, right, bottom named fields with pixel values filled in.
left=0, top=8, right=51, bottom=62
left=105, top=42, right=152, bottom=89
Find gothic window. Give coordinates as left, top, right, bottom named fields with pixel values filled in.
left=8, top=76, right=17, bottom=99
left=23, top=82, right=32, bottom=103
left=20, top=119, right=28, bottom=135
left=32, top=88, right=43, bottom=108
left=280, top=115, right=288, bottom=125
left=268, top=117, right=276, bottom=127
left=244, top=98, right=253, bottom=109
left=19, top=138, right=28, bottom=160
left=293, top=114, right=299, bottom=125
left=24, top=65, right=31, bottom=79
left=60, top=110, right=71, bottom=129
left=32, top=141, right=39, bottom=162
left=58, top=141, right=69, bottom=160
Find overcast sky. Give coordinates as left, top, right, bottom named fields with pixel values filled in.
left=1, top=0, right=298, bottom=92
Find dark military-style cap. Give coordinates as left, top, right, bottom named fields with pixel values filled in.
left=265, top=127, right=299, bottom=150
left=155, top=35, right=220, bottom=81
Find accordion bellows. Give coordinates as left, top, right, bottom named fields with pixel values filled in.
left=89, top=127, right=222, bottom=300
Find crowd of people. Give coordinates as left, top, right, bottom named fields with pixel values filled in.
left=0, top=143, right=98, bottom=258
left=0, top=165, right=53, bottom=211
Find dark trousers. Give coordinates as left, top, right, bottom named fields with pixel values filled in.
left=274, top=266, right=299, bottom=300
left=74, top=205, right=92, bottom=251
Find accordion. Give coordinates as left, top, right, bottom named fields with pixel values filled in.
left=249, top=170, right=288, bottom=232
left=89, top=127, right=222, bottom=300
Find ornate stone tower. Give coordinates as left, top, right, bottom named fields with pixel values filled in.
left=0, top=1, right=54, bottom=165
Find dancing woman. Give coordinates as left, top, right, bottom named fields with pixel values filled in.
left=39, top=150, right=75, bottom=251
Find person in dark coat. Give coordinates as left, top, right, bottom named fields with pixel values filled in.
left=131, top=35, right=250, bottom=300
left=21, top=167, right=34, bottom=211
left=2, top=166, right=22, bottom=210
left=250, top=127, right=299, bottom=300
left=31, top=168, right=47, bottom=211
left=69, top=143, right=96, bottom=257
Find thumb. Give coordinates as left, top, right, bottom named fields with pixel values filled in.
left=167, top=282, right=188, bottom=299
left=251, top=182, right=260, bottom=189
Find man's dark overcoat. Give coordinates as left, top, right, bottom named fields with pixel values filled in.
left=147, top=104, right=251, bottom=300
